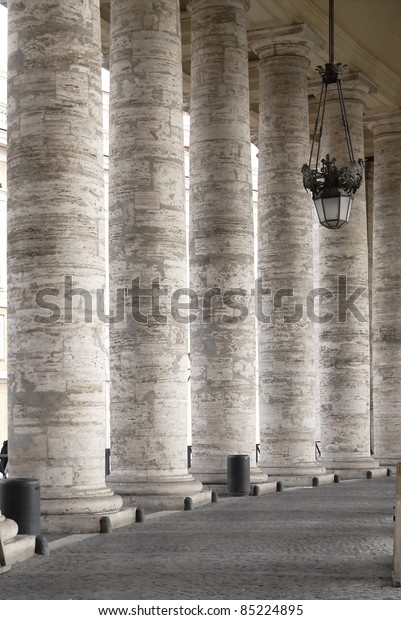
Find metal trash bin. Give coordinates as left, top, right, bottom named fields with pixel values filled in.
left=227, top=454, right=250, bottom=495
left=0, top=478, right=41, bottom=535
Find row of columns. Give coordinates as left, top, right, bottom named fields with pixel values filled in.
left=4, top=0, right=401, bottom=532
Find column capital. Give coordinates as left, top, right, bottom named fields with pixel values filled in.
left=366, top=109, right=401, bottom=137
left=340, top=72, right=377, bottom=99
left=248, top=23, right=324, bottom=60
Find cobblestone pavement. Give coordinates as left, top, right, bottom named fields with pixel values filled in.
left=1, top=477, right=401, bottom=600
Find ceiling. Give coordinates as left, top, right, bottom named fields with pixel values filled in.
left=1, top=0, right=400, bottom=155
left=100, top=0, right=401, bottom=156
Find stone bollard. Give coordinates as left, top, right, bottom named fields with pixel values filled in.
left=100, top=516, right=112, bottom=534
left=184, top=497, right=193, bottom=511
left=393, top=463, right=401, bottom=586
left=135, top=507, right=145, bottom=523
left=35, top=535, right=49, bottom=556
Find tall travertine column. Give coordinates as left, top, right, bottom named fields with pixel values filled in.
left=189, top=0, right=267, bottom=485
left=108, top=0, right=203, bottom=506
left=365, top=157, right=374, bottom=455
left=7, top=0, right=123, bottom=529
left=318, top=74, right=380, bottom=477
left=313, top=210, right=322, bottom=454
left=368, top=112, right=401, bottom=467
left=249, top=25, right=327, bottom=482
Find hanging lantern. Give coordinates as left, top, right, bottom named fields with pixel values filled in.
left=301, top=0, right=365, bottom=229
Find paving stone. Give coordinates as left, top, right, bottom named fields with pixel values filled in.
left=0, top=477, right=400, bottom=600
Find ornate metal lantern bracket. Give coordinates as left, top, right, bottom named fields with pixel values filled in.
left=301, top=0, right=365, bottom=229
left=302, top=154, right=365, bottom=198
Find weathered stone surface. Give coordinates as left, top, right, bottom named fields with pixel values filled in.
left=249, top=25, right=325, bottom=477
left=189, top=0, right=266, bottom=484
left=318, top=74, right=378, bottom=472
left=108, top=0, right=201, bottom=499
left=394, top=462, right=401, bottom=585
left=365, top=157, right=374, bottom=454
left=7, top=0, right=122, bottom=521
left=0, top=511, right=36, bottom=568
left=368, top=111, right=401, bottom=465
left=0, top=511, right=18, bottom=542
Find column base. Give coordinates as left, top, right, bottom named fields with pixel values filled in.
left=191, top=466, right=268, bottom=486
left=204, top=480, right=278, bottom=496
left=39, top=486, right=126, bottom=533
left=373, top=458, right=400, bottom=474
left=0, top=513, right=36, bottom=571
left=259, top=462, right=333, bottom=488
left=269, top=473, right=335, bottom=488
left=108, top=473, right=207, bottom=511
left=190, top=466, right=271, bottom=497
left=41, top=489, right=123, bottom=515
left=321, top=456, right=388, bottom=480
left=118, top=491, right=212, bottom=511
left=41, top=507, right=136, bottom=534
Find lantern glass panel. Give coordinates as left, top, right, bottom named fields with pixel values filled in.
left=313, top=194, right=353, bottom=229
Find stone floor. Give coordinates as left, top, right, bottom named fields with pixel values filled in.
left=1, top=476, right=400, bottom=600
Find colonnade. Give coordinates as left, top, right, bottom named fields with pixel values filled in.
left=3, top=0, right=400, bottom=534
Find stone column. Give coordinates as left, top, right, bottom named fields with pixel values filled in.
left=7, top=0, right=124, bottom=530
left=108, top=0, right=203, bottom=508
left=368, top=112, right=401, bottom=468
left=189, top=0, right=267, bottom=486
left=365, top=157, right=374, bottom=455
left=313, top=207, right=322, bottom=456
left=318, top=74, right=381, bottom=477
left=249, top=25, right=328, bottom=483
